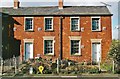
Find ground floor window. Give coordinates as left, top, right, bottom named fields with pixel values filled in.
left=44, top=40, right=54, bottom=55
left=71, top=40, right=80, bottom=55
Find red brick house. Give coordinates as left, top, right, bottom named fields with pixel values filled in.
left=1, top=0, right=112, bottom=63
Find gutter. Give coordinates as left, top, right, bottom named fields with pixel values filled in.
left=8, top=14, right=113, bottom=16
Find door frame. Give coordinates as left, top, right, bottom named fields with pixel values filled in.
left=23, top=39, right=34, bottom=61
left=91, top=39, right=102, bottom=63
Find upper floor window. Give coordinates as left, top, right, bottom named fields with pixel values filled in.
left=92, top=17, right=101, bottom=31
left=25, top=17, right=33, bottom=31
left=44, top=17, right=53, bottom=31
left=70, top=17, right=80, bottom=31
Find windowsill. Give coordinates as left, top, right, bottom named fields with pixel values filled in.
left=25, top=30, right=34, bottom=32
left=44, top=53, right=54, bottom=56
left=71, top=53, right=81, bottom=56
left=45, top=30, right=54, bottom=32
left=92, top=30, right=101, bottom=32
left=71, top=30, right=80, bottom=32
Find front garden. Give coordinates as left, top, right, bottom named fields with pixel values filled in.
left=1, top=40, right=120, bottom=76
left=12, top=56, right=115, bottom=76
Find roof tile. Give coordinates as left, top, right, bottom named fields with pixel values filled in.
left=0, top=6, right=112, bottom=16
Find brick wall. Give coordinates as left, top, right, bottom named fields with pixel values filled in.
left=13, top=16, right=112, bottom=62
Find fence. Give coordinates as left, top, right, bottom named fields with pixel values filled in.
left=0, top=56, right=21, bottom=76
left=0, top=56, right=117, bottom=76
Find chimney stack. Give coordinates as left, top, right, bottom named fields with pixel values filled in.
left=14, top=0, right=20, bottom=9
left=59, top=0, right=63, bottom=9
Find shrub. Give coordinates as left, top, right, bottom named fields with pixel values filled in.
left=88, top=67, right=99, bottom=74
left=109, top=40, right=120, bottom=73
left=65, top=65, right=99, bottom=74
left=18, top=58, right=100, bottom=75
left=100, top=63, right=112, bottom=73
left=86, top=61, right=91, bottom=65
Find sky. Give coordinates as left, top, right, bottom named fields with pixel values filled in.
left=0, top=0, right=119, bottom=39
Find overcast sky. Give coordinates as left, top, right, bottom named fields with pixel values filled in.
left=0, top=0, right=119, bottom=39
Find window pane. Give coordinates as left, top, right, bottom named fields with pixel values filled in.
left=71, top=40, right=79, bottom=55
left=92, top=18, right=99, bottom=30
left=45, top=18, right=52, bottom=30
left=25, top=18, right=33, bottom=30
left=44, top=40, right=53, bottom=54
left=71, top=18, right=79, bottom=31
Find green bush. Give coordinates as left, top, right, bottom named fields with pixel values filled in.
left=65, top=65, right=99, bottom=74
left=43, top=68, right=52, bottom=74
left=88, top=67, right=99, bottom=74
left=101, top=63, right=112, bottom=73
left=109, top=40, right=120, bottom=73
left=18, top=58, right=100, bottom=75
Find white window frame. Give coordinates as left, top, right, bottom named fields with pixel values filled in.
left=91, top=16, right=101, bottom=31
left=44, top=17, right=53, bottom=31
left=24, top=17, right=34, bottom=31
left=70, top=17, right=80, bottom=31
left=43, top=36, right=55, bottom=55
left=69, top=36, right=81, bottom=55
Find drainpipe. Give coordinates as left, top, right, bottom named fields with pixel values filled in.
left=59, top=16, right=63, bottom=60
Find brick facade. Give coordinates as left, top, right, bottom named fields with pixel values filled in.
left=13, top=16, right=112, bottom=62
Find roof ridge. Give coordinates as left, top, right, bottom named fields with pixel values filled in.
left=1, top=6, right=112, bottom=16
left=0, top=6, right=107, bottom=8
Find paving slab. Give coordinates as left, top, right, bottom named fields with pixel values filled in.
left=1, top=75, right=120, bottom=79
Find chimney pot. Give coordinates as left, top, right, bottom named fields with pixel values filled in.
left=14, top=0, right=20, bottom=9
left=59, top=0, right=63, bottom=9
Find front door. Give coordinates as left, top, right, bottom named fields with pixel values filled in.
left=92, top=43, right=101, bottom=63
left=25, top=43, right=33, bottom=60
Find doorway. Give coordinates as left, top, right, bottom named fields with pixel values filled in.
left=24, top=42, right=33, bottom=60
left=92, top=42, right=101, bottom=63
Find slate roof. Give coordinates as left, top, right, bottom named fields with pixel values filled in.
left=0, top=6, right=112, bottom=16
